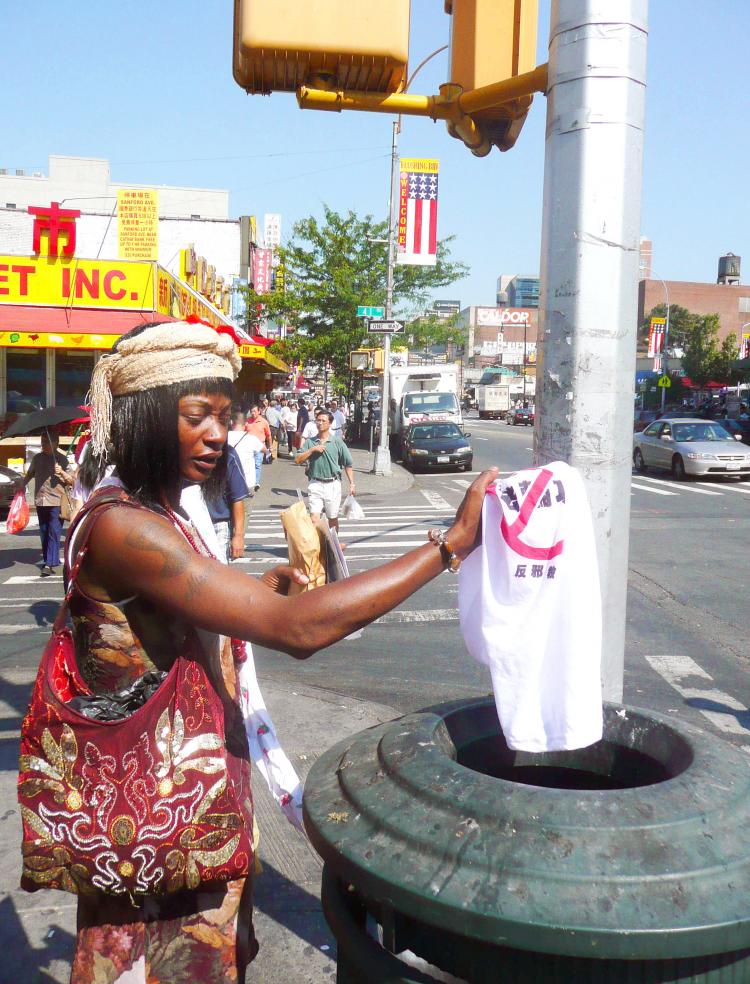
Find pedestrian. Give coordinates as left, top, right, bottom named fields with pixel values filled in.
left=330, top=398, right=347, bottom=439
left=206, top=444, right=251, bottom=562
left=18, top=318, right=493, bottom=984
left=295, top=396, right=310, bottom=449
left=243, top=405, right=271, bottom=488
left=265, top=398, right=282, bottom=456
left=20, top=430, right=75, bottom=577
left=227, top=410, right=262, bottom=491
left=295, top=409, right=355, bottom=532
left=301, top=406, right=322, bottom=442
left=280, top=399, right=297, bottom=457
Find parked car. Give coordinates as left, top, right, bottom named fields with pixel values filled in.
left=633, top=418, right=750, bottom=480
left=401, top=422, right=473, bottom=472
left=634, top=409, right=658, bottom=432
left=507, top=407, right=534, bottom=426
left=656, top=408, right=705, bottom=420
left=714, top=418, right=750, bottom=446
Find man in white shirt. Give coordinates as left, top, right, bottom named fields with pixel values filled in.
left=301, top=406, right=323, bottom=441
left=227, top=410, right=262, bottom=490
left=330, top=399, right=347, bottom=438
left=279, top=400, right=297, bottom=457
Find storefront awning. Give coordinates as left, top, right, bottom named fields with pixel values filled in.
left=0, top=304, right=287, bottom=372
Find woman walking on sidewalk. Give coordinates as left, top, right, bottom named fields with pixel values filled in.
left=18, top=319, right=495, bottom=984
left=21, top=430, right=75, bottom=576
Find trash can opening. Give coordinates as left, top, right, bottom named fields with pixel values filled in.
left=444, top=703, right=694, bottom=791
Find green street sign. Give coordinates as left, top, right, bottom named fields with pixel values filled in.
left=357, top=305, right=385, bottom=318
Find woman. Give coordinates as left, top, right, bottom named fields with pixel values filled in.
left=21, top=430, right=75, bottom=576
left=43, top=321, right=494, bottom=983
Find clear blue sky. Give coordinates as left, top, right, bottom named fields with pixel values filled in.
left=6, top=2, right=749, bottom=308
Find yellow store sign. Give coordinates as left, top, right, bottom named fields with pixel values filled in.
left=0, top=255, right=155, bottom=310
left=0, top=331, right=121, bottom=350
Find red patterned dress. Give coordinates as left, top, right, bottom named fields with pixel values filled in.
left=65, top=491, right=257, bottom=983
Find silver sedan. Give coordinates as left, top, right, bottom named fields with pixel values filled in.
left=633, top=418, right=750, bottom=480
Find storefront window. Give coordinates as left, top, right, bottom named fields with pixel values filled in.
left=6, top=349, right=46, bottom=414
left=55, top=350, right=95, bottom=407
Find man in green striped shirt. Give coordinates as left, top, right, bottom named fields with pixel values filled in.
left=295, top=410, right=355, bottom=531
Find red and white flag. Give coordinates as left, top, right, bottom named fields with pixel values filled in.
left=396, top=158, right=438, bottom=266
left=647, top=317, right=666, bottom=358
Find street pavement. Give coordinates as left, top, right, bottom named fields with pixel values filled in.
left=0, top=428, right=749, bottom=980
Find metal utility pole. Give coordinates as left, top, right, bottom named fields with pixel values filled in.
left=657, top=277, right=671, bottom=412
left=536, top=0, right=647, bottom=702
left=373, top=119, right=400, bottom=477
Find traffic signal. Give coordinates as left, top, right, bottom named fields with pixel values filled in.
left=444, top=0, right=539, bottom=151
left=233, top=0, right=410, bottom=95
left=349, top=349, right=385, bottom=371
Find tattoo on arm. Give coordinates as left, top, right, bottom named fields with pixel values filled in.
left=185, top=566, right=211, bottom=600
left=124, top=519, right=190, bottom=577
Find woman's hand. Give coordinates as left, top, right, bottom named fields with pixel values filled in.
left=447, top=467, right=499, bottom=560
left=261, top=565, right=310, bottom=594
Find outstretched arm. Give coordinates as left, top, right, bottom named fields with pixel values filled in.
left=80, top=468, right=497, bottom=660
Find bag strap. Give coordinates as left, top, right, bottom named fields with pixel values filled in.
left=53, top=491, right=150, bottom=634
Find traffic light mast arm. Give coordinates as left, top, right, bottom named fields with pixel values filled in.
left=296, top=63, right=548, bottom=157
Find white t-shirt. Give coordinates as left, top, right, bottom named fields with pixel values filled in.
left=280, top=407, right=297, bottom=431
left=331, top=409, right=346, bottom=435
left=458, top=462, right=602, bottom=753
left=228, top=430, right=262, bottom=487
left=301, top=420, right=319, bottom=441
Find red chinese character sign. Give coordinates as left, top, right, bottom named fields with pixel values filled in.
left=396, top=158, right=439, bottom=267
left=28, top=202, right=81, bottom=257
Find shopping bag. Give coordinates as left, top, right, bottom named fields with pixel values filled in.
left=317, top=516, right=363, bottom=640
left=279, top=499, right=326, bottom=594
left=59, top=488, right=74, bottom=522
left=341, top=494, right=365, bottom=521
left=263, top=448, right=273, bottom=465
left=6, top=489, right=29, bottom=534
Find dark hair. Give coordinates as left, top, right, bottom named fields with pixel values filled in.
left=108, top=322, right=232, bottom=504
left=78, top=445, right=110, bottom=497
left=316, top=410, right=334, bottom=423
left=232, top=409, right=245, bottom=427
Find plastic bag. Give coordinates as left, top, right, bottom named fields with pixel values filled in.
left=6, top=489, right=29, bottom=534
left=341, top=494, right=365, bottom=521
left=67, top=670, right=167, bottom=721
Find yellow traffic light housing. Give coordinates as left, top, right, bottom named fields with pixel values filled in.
left=233, top=0, right=410, bottom=95
left=444, top=0, right=539, bottom=151
left=349, top=349, right=385, bottom=372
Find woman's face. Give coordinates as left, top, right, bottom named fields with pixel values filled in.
left=177, top=392, right=232, bottom=483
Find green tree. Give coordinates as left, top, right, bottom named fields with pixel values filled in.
left=715, top=332, right=739, bottom=383
left=238, top=206, right=467, bottom=380
left=681, top=314, right=724, bottom=388
left=640, top=303, right=696, bottom=351
left=405, top=312, right=464, bottom=353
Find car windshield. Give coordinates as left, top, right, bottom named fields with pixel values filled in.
left=410, top=424, right=463, bottom=440
left=403, top=393, right=457, bottom=413
left=672, top=423, right=735, bottom=443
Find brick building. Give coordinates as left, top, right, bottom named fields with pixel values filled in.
left=638, top=279, right=750, bottom=346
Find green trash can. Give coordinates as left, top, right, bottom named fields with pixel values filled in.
left=303, top=697, right=750, bottom=983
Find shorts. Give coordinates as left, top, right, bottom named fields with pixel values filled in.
left=307, top=479, right=342, bottom=519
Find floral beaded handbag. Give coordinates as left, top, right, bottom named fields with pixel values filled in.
left=18, top=497, right=254, bottom=898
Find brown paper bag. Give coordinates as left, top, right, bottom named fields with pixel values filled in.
left=280, top=500, right=326, bottom=595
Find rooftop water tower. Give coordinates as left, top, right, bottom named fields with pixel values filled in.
left=717, top=252, right=741, bottom=285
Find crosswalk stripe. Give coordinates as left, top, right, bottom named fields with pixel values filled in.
left=420, top=488, right=453, bottom=510
left=630, top=482, right=677, bottom=496
left=694, top=481, right=750, bottom=495
left=0, top=624, right=46, bottom=634
left=4, top=575, right=63, bottom=585
left=375, top=608, right=457, bottom=624
left=246, top=528, right=443, bottom=541
left=645, top=654, right=750, bottom=740
left=635, top=476, right=722, bottom=495
left=453, top=479, right=471, bottom=488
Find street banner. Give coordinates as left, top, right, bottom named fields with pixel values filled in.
left=396, top=158, right=439, bottom=266
left=647, top=317, right=666, bottom=358
left=740, top=332, right=750, bottom=359
left=117, top=189, right=159, bottom=260
left=252, top=248, right=273, bottom=294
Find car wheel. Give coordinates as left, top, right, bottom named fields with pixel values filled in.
left=633, top=448, right=646, bottom=473
left=672, top=454, right=687, bottom=481
left=465, top=459, right=473, bottom=471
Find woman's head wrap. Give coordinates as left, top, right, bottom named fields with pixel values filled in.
left=88, top=320, right=242, bottom=456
